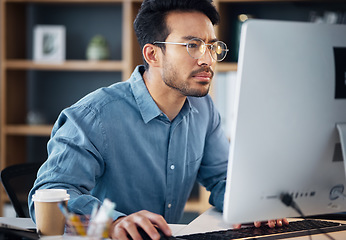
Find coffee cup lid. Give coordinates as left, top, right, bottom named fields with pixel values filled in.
left=32, top=189, right=70, bottom=202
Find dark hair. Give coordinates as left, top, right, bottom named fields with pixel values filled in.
left=133, top=0, right=220, bottom=69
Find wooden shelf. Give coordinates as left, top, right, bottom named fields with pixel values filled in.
left=5, top=60, right=124, bottom=71
left=5, top=125, right=53, bottom=136
left=216, top=62, right=238, bottom=72
left=184, top=187, right=211, bottom=214
left=0, top=0, right=142, bottom=215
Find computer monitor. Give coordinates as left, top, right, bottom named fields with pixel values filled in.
left=223, top=19, right=346, bottom=224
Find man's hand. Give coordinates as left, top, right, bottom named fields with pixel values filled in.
left=233, top=218, right=289, bottom=229
left=108, top=210, right=172, bottom=240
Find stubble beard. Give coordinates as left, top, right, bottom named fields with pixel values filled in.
left=162, top=63, right=213, bottom=97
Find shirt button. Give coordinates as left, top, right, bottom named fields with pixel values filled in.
left=167, top=204, right=172, bottom=208
left=160, top=113, right=164, bottom=116
left=170, top=164, right=175, bottom=170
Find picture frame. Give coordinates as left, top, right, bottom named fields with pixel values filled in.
left=33, top=25, right=66, bottom=63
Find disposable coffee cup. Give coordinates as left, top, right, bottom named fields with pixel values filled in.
left=32, top=189, right=70, bottom=236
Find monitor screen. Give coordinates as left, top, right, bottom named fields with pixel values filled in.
left=223, top=19, right=346, bottom=224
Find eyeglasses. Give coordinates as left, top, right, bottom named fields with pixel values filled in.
left=153, top=38, right=229, bottom=62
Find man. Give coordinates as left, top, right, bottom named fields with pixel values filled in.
left=29, top=1, right=286, bottom=239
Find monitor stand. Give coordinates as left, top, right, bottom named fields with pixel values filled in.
left=337, top=123, right=346, bottom=166
left=332, top=123, right=346, bottom=200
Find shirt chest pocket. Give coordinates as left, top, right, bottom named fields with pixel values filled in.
left=185, top=146, right=203, bottom=176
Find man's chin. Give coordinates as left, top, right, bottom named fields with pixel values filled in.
left=186, top=87, right=210, bottom=97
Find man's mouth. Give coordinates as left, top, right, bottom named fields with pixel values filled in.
left=190, top=67, right=214, bottom=82
left=192, top=72, right=213, bottom=82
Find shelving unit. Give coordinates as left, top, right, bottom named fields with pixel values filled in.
left=0, top=0, right=143, bottom=216
left=0, top=0, right=345, bottom=217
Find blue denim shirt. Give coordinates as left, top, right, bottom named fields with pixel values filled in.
left=28, top=65, right=229, bottom=223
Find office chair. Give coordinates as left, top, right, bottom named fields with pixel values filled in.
left=0, top=162, right=42, bottom=218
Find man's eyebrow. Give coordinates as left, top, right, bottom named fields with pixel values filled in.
left=209, top=38, right=219, bottom=43
left=181, top=35, right=198, bottom=41
left=181, top=36, right=219, bottom=43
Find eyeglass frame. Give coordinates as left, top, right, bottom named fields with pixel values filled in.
left=153, top=38, right=229, bottom=62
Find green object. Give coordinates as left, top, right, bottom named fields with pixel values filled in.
left=86, top=35, right=110, bottom=60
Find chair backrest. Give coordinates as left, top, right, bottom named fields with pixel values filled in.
left=1, top=163, right=41, bottom=217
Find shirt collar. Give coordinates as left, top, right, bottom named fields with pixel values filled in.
left=130, top=65, right=199, bottom=124
left=130, top=66, right=162, bottom=124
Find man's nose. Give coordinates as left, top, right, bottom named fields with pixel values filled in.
left=197, top=48, right=215, bottom=66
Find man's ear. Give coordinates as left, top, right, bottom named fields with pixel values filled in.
left=142, top=44, right=161, bottom=68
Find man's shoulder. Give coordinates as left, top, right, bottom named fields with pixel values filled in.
left=75, top=66, right=144, bottom=110
left=73, top=81, right=133, bottom=111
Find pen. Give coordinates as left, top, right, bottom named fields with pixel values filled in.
left=87, top=199, right=115, bottom=237
left=69, top=214, right=87, bottom=236
left=90, top=202, right=99, bottom=221
left=58, top=202, right=87, bottom=236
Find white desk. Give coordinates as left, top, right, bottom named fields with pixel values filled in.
left=174, top=208, right=346, bottom=240
left=2, top=210, right=346, bottom=239
left=0, top=217, right=186, bottom=239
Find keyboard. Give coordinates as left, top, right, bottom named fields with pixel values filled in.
left=177, top=219, right=346, bottom=240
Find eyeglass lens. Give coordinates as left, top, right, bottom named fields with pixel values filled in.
left=186, top=38, right=228, bottom=61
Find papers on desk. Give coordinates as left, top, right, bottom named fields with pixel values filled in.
left=0, top=217, right=36, bottom=229
left=174, top=208, right=231, bottom=236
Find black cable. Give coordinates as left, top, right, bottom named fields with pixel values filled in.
left=280, top=193, right=336, bottom=240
